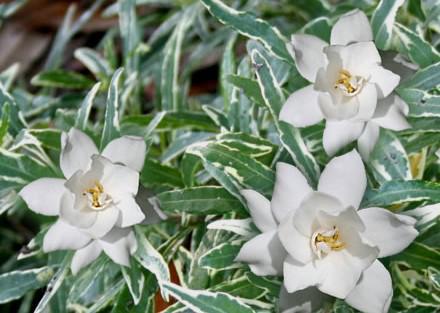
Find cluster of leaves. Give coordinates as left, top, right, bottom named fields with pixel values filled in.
left=0, top=0, right=439, bottom=312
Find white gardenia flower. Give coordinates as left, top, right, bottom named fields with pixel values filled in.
left=280, top=9, right=410, bottom=159
left=236, top=150, right=418, bottom=313
left=19, top=128, right=147, bottom=273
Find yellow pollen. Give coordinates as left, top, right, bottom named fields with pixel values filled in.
left=83, top=181, right=105, bottom=208
left=334, top=69, right=357, bottom=94
left=315, top=227, right=345, bottom=251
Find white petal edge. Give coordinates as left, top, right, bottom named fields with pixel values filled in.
left=330, top=9, right=373, bottom=45
left=86, top=205, right=120, bottom=238
left=357, top=122, right=380, bottom=161
left=240, top=189, right=277, bottom=232
left=272, top=162, right=312, bottom=222
left=372, top=94, right=411, bottom=131
left=60, top=128, right=98, bottom=178
left=280, top=85, right=324, bottom=127
left=43, top=219, right=91, bottom=252
left=99, top=228, right=137, bottom=267
left=19, top=178, right=66, bottom=216
left=102, top=136, right=146, bottom=172
left=71, top=241, right=102, bottom=275
left=322, top=120, right=365, bottom=156
left=116, top=196, right=145, bottom=228
left=283, top=256, right=321, bottom=293
left=278, top=210, right=314, bottom=264
left=288, top=34, right=327, bottom=82
left=369, top=66, right=400, bottom=99
left=345, top=260, right=393, bottom=313
left=235, top=230, right=286, bottom=276
left=359, top=207, right=418, bottom=258
left=318, top=150, right=366, bottom=209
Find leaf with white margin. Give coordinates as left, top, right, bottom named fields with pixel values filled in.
left=156, top=186, right=247, bottom=216
left=200, top=0, right=291, bottom=63
left=0, top=267, right=53, bottom=304
left=207, top=218, right=257, bottom=238
left=394, top=23, right=440, bottom=68
left=122, top=259, right=145, bottom=305
left=162, top=282, right=257, bottom=313
left=371, top=0, right=405, bottom=49
left=398, top=88, right=440, bottom=118
left=161, top=4, right=197, bottom=111
left=187, top=141, right=275, bottom=197
left=399, top=62, right=440, bottom=90
left=100, top=68, right=123, bottom=149
left=134, top=227, right=170, bottom=300
left=34, top=253, right=72, bottom=313
left=75, top=82, right=101, bottom=131
left=369, top=129, right=412, bottom=184
left=74, top=48, right=112, bottom=79
left=251, top=49, right=320, bottom=187
left=361, top=180, right=440, bottom=208
left=199, top=240, right=244, bottom=271
left=391, top=242, right=440, bottom=270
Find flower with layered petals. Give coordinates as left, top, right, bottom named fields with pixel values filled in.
left=236, top=150, right=418, bottom=313
left=19, top=128, right=147, bottom=273
left=280, top=9, right=410, bottom=159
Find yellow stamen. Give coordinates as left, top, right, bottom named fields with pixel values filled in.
left=83, top=182, right=105, bottom=208
left=315, top=227, right=345, bottom=251
left=335, top=69, right=357, bottom=94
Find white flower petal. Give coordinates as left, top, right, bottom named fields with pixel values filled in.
left=339, top=42, right=381, bottom=76
left=240, top=190, right=277, bottom=232
left=59, top=192, right=97, bottom=229
left=278, top=210, right=314, bottom=264
left=318, top=150, right=366, bottom=209
left=280, top=85, right=324, bottom=127
left=279, top=286, right=330, bottom=313
left=345, top=260, right=393, bottom=313
left=317, top=206, right=365, bottom=233
left=289, top=34, right=328, bottom=82
left=369, top=66, right=400, bottom=99
left=294, top=192, right=343, bottom=236
left=98, top=156, right=140, bottom=200
left=317, top=248, right=373, bottom=299
left=318, top=92, right=360, bottom=121
left=235, top=230, right=286, bottom=276
left=357, top=122, right=380, bottom=161
left=330, top=10, right=373, bottom=45
left=284, top=256, right=321, bottom=293
left=115, top=196, right=145, bottom=228
left=86, top=205, right=120, bottom=238
left=43, top=219, right=91, bottom=252
left=102, top=136, right=146, bottom=172
left=99, top=228, right=137, bottom=267
left=322, top=120, right=365, bottom=156
left=372, top=95, right=411, bottom=131
left=71, top=241, right=102, bottom=275
left=19, top=178, right=66, bottom=216
left=354, top=83, right=378, bottom=121
left=359, top=207, right=418, bottom=258
left=60, top=128, right=98, bottom=178
left=272, top=162, right=312, bottom=222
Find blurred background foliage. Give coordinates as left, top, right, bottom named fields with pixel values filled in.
left=0, top=0, right=439, bottom=312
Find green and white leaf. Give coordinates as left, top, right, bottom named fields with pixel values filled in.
left=162, top=282, right=257, bottom=313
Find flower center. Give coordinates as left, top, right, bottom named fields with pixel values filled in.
left=83, top=181, right=110, bottom=211
left=334, top=69, right=364, bottom=96
left=311, top=226, right=345, bottom=258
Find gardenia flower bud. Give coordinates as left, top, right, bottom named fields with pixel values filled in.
left=19, top=128, right=147, bottom=273
left=236, top=150, right=418, bottom=313
left=280, top=10, right=410, bottom=159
